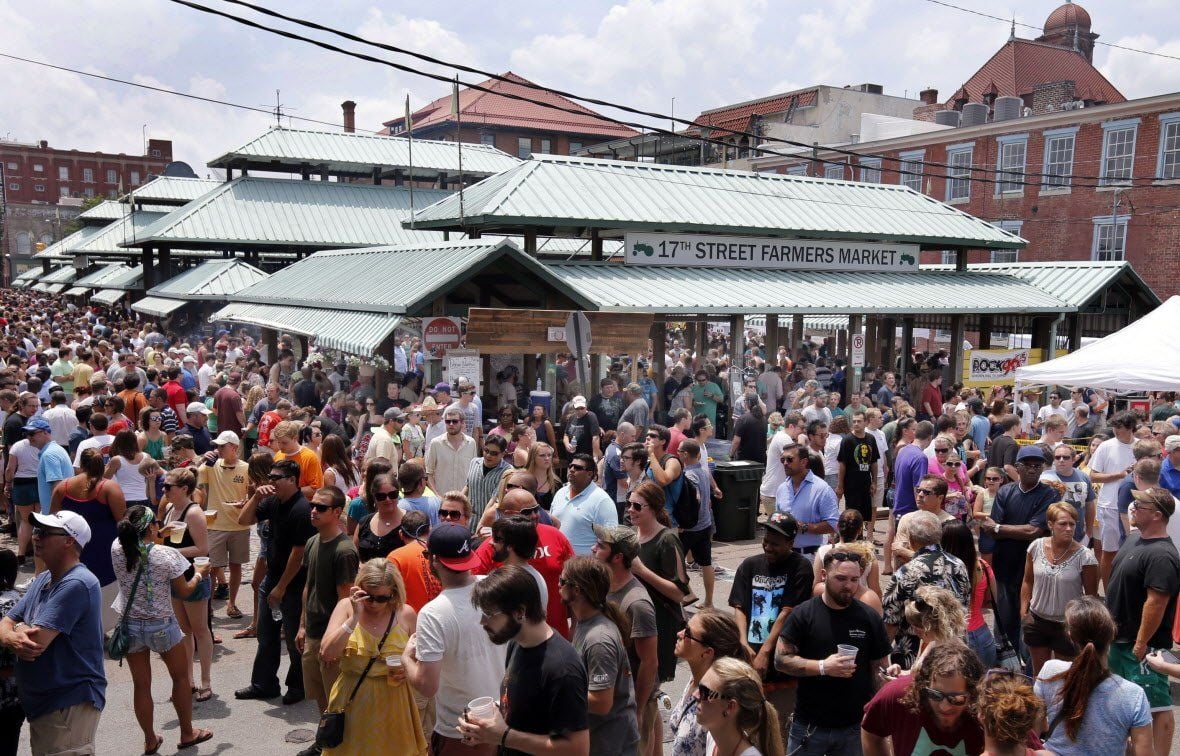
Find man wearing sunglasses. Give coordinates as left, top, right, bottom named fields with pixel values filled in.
left=295, top=486, right=359, bottom=740
left=426, top=407, right=477, bottom=501
left=551, top=453, right=618, bottom=556
left=1039, top=443, right=1095, bottom=543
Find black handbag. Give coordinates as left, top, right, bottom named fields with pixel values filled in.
left=316, top=610, right=397, bottom=749
left=105, top=547, right=149, bottom=664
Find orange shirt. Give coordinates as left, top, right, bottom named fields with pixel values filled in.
left=387, top=540, right=442, bottom=611
left=118, top=389, right=149, bottom=430
left=275, top=446, right=324, bottom=491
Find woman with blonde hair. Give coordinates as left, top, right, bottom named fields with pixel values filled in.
left=523, top=442, right=560, bottom=510
left=696, top=657, right=784, bottom=756
left=812, top=509, right=882, bottom=611
left=671, top=609, right=751, bottom=756
left=977, top=672, right=1051, bottom=756
left=241, top=384, right=264, bottom=457
left=319, top=558, right=424, bottom=755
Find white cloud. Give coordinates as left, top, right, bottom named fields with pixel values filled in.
left=1098, top=35, right=1180, bottom=99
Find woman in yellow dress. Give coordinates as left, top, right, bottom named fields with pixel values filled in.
left=319, top=558, right=426, bottom=756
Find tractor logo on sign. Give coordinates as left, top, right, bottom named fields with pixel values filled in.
left=900, top=253, right=916, bottom=266
left=632, top=242, right=655, bottom=257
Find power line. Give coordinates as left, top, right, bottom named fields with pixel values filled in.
left=171, top=0, right=1169, bottom=190
left=0, top=51, right=345, bottom=131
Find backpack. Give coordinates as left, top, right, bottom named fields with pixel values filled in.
left=672, top=469, right=700, bottom=530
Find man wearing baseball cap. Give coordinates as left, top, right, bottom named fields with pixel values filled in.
left=176, top=401, right=213, bottom=455
left=365, top=407, right=405, bottom=466
left=1159, top=435, right=1180, bottom=501
left=198, top=431, right=251, bottom=614
left=404, top=523, right=505, bottom=754
left=0, top=510, right=106, bottom=754
left=563, top=396, right=601, bottom=461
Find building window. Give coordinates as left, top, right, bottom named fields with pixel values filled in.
left=32, top=163, right=42, bottom=173
left=83, top=187, right=94, bottom=198
left=106, top=169, right=117, bottom=184
left=540, top=139, right=552, bottom=154
left=991, top=220, right=1023, bottom=263
left=151, top=149, right=161, bottom=157
left=15, top=232, right=31, bottom=257
left=823, top=163, right=846, bottom=180
left=946, top=144, right=973, bottom=201
left=1100, top=119, right=1139, bottom=185
left=5, top=162, right=16, bottom=171
left=34, top=184, right=44, bottom=192
left=1092, top=215, right=1129, bottom=261
left=82, top=168, right=94, bottom=183
left=58, top=166, right=68, bottom=180
left=1157, top=112, right=1180, bottom=180
left=859, top=158, right=881, bottom=183
left=131, top=171, right=140, bottom=186
left=479, top=133, right=495, bottom=147
left=517, top=138, right=532, bottom=159
left=569, top=141, right=582, bottom=154
left=899, top=150, right=924, bottom=192
left=786, top=164, right=807, bottom=176
left=1041, top=127, right=1077, bottom=189
left=59, top=186, right=69, bottom=197
left=7, top=182, right=18, bottom=191
left=995, top=134, right=1027, bottom=194
left=39, top=234, right=52, bottom=246
left=940, top=251, right=957, bottom=265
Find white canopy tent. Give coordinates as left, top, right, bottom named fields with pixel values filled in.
left=1015, top=296, right=1180, bottom=392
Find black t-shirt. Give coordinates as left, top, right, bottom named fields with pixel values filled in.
left=990, top=482, right=1055, bottom=585
left=588, top=394, right=624, bottom=432
left=781, top=595, right=891, bottom=728
left=3, top=412, right=28, bottom=448
left=502, top=633, right=589, bottom=754
left=990, top=434, right=1018, bottom=470
left=837, top=432, right=879, bottom=493
left=733, top=412, right=768, bottom=463
left=565, top=411, right=600, bottom=457
left=1107, top=533, right=1180, bottom=647
left=256, top=492, right=316, bottom=587
left=729, top=551, right=813, bottom=682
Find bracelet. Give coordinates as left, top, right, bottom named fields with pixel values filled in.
left=500, top=727, right=511, bottom=748
left=818, top=659, right=826, bottom=676
left=340, top=622, right=354, bottom=634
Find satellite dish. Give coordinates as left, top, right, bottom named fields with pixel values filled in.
left=162, top=161, right=198, bottom=178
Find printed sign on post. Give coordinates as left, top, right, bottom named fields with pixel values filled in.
left=851, top=334, right=865, bottom=368
left=444, top=349, right=481, bottom=395
left=968, top=349, right=1030, bottom=383
left=423, top=316, right=463, bottom=359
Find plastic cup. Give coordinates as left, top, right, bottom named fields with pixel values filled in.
left=837, top=644, right=858, bottom=658
left=467, top=696, right=496, bottom=721
left=193, top=556, right=210, bottom=568
left=204, top=510, right=218, bottom=526
left=168, top=522, right=187, bottom=544
left=385, top=655, right=403, bottom=686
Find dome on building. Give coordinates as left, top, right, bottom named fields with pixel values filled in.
left=1044, top=1, right=1092, bottom=34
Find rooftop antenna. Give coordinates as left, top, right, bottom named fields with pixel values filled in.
left=1009, top=14, right=1016, bottom=41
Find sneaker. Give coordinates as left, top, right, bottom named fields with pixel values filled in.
left=295, top=745, right=322, bottom=756
left=713, top=565, right=731, bottom=577
left=213, top=584, right=229, bottom=601
left=685, top=562, right=702, bottom=573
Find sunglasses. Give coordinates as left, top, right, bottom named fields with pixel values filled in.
left=1053, top=455, right=1073, bottom=461
left=696, top=682, right=725, bottom=702
left=311, top=503, right=342, bottom=513
left=680, top=625, right=711, bottom=647
left=645, top=433, right=660, bottom=440
left=628, top=501, right=646, bottom=512
left=934, top=448, right=950, bottom=454
left=945, top=461, right=961, bottom=467
left=923, top=688, right=970, bottom=706
left=915, top=488, right=939, bottom=496
left=161, top=482, right=184, bottom=491
left=268, top=473, right=293, bottom=481
left=519, top=505, right=540, bottom=517
left=827, top=551, right=865, bottom=566
left=439, top=509, right=464, bottom=521
left=372, top=490, right=397, bottom=502
left=480, top=610, right=505, bottom=623
left=32, top=526, right=69, bottom=538
left=444, top=419, right=462, bottom=425
left=557, top=577, right=571, bottom=587
left=364, top=593, right=394, bottom=604
left=568, top=464, right=591, bottom=472
left=984, top=476, right=1003, bottom=482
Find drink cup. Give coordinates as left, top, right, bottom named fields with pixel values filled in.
left=837, top=644, right=858, bottom=658
left=205, top=510, right=218, bottom=526
left=467, top=696, right=496, bottom=721
left=385, top=655, right=403, bottom=686
left=168, top=522, right=187, bottom=544
left=193, top=556, right=210, bottom=568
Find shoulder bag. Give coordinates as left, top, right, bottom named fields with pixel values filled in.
left=105, top=545, right=149, bottom=664
left=316, top=609, right=397, bottom=749
left=985, top=574, right=1024, bottom=673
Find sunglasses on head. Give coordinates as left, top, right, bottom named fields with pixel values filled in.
left=311, top=503, right=341, bottom=513
left=439, top=509, right=463, bottom=520
left=827, top=551, right=864, bottom=566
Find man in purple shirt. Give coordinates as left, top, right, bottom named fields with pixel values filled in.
left=887, top=419, right=934, bottom=570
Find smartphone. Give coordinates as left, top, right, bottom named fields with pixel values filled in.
left=1159, top=650, right=1180, bottom=665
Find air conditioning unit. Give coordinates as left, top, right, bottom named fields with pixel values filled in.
left=1060, top=100, right=1087, bottom=111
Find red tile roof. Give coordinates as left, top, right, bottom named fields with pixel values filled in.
left=382, top=72, right=636, bottom=139
left=947, top=38, right=1124, bottom=106
left=688, top=89, right=818, bottom=138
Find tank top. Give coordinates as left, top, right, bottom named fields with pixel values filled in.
left=356, top=512, right=401, bottom=561
left=60, top=479, right=117, bottom=585
left=144, top=435, right=165, bottom=461
left=111, top=453, right=150, bottom=502
left=165, top=500, right=201, bottom=580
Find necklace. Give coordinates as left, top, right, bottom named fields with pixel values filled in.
left=1045, top=538, right=1077, bottom=566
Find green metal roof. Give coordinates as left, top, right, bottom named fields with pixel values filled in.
left=71, top=211, right=171, bottom=256
left=230, top=238, right=592, bottom=314
left=100, top=265, right=144, bottom=290
left=149, top=260, right=268, bottom=301
left=211, top=302, right=401, bottom=357
left=11, top=267, right=45, bottom=286
left=208, top=126, right=520, bottom=179
left=923, top=260, right=1160, bottom=309
left=129, top=177, right=452, bottom=250
left=90, top=289, right=127, bottom=306
left=44, top=283, right=66, bottom=294
left=407, top=155, right=1027, bottom=249
left=131, top=296, right=187, bottom=318
left=64, top=286, right=90, bottom=297
left=540, top=263, right=1070, bottom=315
left=78, top=200, right=174, bottom=222
left=123, top=176, right=221, bottom=205
left=74, top=264, right=137, bottom=288
left=31, top=283, right=51, bottom=292
left=40, top=266, right=77, bottom=285
left=36, top=225, right=104, bottom=259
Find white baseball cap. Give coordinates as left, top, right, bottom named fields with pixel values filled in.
left=29, top=511, right=91, bottom=548
left=212, top=430, right=241, bottom=447
left=185, top=402, right=212, bottom=416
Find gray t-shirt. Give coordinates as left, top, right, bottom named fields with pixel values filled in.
left=573, top=613, right=639, bottom=754
left=608, top=577, right=657, bottom=699
left=619, top=397, right=650, bottom=430
left=1040, top=469, right=1095, bottom=541
left=1035, top=658, right=1151, bottom=756
left=1027, top=538, right=1097, bottom=621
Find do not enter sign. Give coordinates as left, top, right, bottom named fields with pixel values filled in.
left=423, top=316, right=463, bottom=358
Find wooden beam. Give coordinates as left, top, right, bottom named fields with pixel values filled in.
left=651, top=321, right=666, bottom=414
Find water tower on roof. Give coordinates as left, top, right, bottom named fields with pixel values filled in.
left=1036, top=1, right=1099, bottom=63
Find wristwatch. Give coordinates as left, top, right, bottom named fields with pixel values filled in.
left=992, top=522, right=1001, bottom=535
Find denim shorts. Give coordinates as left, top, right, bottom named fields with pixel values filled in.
left=125, top=616, right=185, bottom=654
left=10, top=481, right=38, bottom=507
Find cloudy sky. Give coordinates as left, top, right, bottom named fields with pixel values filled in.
left=1, top=0, right=1178, bottom=172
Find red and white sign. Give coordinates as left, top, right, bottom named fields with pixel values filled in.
left=423, top=317, right=463, bottom=358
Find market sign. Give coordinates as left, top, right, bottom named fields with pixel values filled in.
left=968, top=349, right=1031, bottom=383
left=623, top=232, right=920, bottom=272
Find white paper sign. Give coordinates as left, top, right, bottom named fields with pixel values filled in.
left=444, top=349, right=482, bottom=395
left=968, top=349, right=1030, bottom=382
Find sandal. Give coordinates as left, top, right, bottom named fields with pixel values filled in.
left=195, top=687, right=213, bottom=702
left=233, top=626, right=256, bottom=639
left=144, top=733, right=164, bottom=755
left=178, top=728, right=214, bottom=749
left=681, top=594, right=700, bottom=608
left=226, top=605, right=243, bottom=619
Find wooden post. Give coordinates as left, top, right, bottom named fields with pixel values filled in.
left=651, top=321, right=667, bottom=415
left=141, top=247, right=155, bottom=290
left=1067, top=313, right=1082, bottom=352
left=766, top=314, right=779, bottom=367
left=791, top=315, right=804, bottom=353
left=978, top=316, right=993, bottom=350
left=261, top=328, right=279, bottom=367
left=900, top=318, right=914, bottom=380
left=524, top=233, right=537, bottom=256
left=863, top=315, right=876, bottom=369
left=949, top=314, right=966, bottom=389
left=837, top=328, right=848, bottom=362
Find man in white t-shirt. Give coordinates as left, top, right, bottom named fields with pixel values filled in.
left=73, top=413, right=114, bottom=469
left=1087, top=411, right=1139, bottom=586
left=404, top=523, right=506, bottom=753
left=759, top=412, right=805, bottom=519
left=1034, top=392, right=1069, bottom=434
left=197, top=354, right=217, bottom=395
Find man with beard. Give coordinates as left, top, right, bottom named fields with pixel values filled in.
left=776, top=549, right=891, bottom=756
left=404, top=523, right=506, bottom=755
left=459, top=565, right=590, bottom=754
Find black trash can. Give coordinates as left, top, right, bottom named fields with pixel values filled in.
left=712, top=460, right=764, bottom=542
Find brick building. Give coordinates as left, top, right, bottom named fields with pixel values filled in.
left=751, top=2, right=1180, bottom=298
left=381, top=72, right=636, bottom=158
left=1, top=137, right=172, bottom=281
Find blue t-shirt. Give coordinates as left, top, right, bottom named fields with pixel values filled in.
left=550, top=482, right=618, bottom=555
left=969, top=415, right=990, bottom=458
left=601, top=442, right=626, bottom=503
left=1035, top=658, right=1151, bottom=756
left=402, top=495, right=441, bottom=527
left=990, top=482, right=1055, bottom=585
left=37, top=441, right=74, bottom=515
left=684, top=462, right=715, bottom=532
left=893, top=444, right=929, bottom=515
left=6, top=564, right=106, bottom=719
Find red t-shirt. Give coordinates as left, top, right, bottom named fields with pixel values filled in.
left=213, top=385, right=244, bottom=436
left=861, top=675, right=984, bottom=755
left=667, top=427, right=686, bottom=456
left=922, top=384, right=943, bottom=418
left=163, top=380, right=188, bottom=418
left=472, top=522, right=575, bottom=638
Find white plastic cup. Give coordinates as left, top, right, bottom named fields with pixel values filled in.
left=168, top=522, right=187, bottom=544
left=467, top=696, right=496, bottom=721
left=193, top=556, right=210, bottom=568
left=385, top=654, right=403, bottom=686
left=837, top=644, right=858, bottom=658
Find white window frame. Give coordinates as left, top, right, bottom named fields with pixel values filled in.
left=1041, top=126, right=1077, bottom=189
left=569, top=141, right=582, bottom=154
left=991, top=220, right=1022, bottom=263
left=83, top=187, right=94, bottom=197
left=859, top=157, right=881, bottom=183
left=517, top=138, right=532, bottom=159
left=540, top=139, right=552, bottom=154
left=7, top=182, right=18, bottom=191
left=823, top=163, right=846, bottom=180
left=57, top=166, right=68, bottom=180
left=1091, top=214, right=1129, bottom=261
left=82, top=168, right=94, bottom=183
left=946, top=143, right=973, bottom=201
left=939, top=251, right=957, bottom=265
left=786, top=164, right=807, bottom=176
left=995, top=134, right=1028, bottom=194
left=130, top=171, right=140, bottom=186
left=32, top=163, right=43, bottom=173
left=150, top=149, right=161, bottom=157
left=59, top=186, right=69, bottom=197
left=1100, top=119, right=1139, bottom=186
left=106, top=169, right=117, bottom=184
left=1156, top=112, right=1180, bottom=181
left=33, top=184, right=44, bottom=192
left=898, top=149, right=924, bottom=192
left=5, top=162, right=16, bottom=171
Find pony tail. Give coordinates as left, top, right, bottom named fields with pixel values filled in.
left=1051, top=640, right=1108, bottom=741
left=116, top=518, right=141, bottom=571
left=756, top=700, right=786, bottom=756
left=602, top=600, right=632, bottom=642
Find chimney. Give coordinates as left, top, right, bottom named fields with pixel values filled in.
left=919, top=88, right=938, bottom=105
left=39, top=140, right=48, bottom=149
left=341, top=100, right=356, bottom=133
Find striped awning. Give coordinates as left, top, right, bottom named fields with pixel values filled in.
left=211, top=302, right=401, bottom=358
left=91, top=289, right=127, bottom=306
left=64, top=287, right=91, bottom=297
left=131, top=296, right=186, bottom=318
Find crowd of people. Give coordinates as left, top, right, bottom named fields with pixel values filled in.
left=0, top=289, right=1179, bottom=756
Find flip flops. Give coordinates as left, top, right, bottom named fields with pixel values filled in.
left=195, top=687, right=213, bottom=702
left=233, top=626, right=256, bottom=639
left=226, top=605, right=243, bottom=619
left=144, top=733, right=164, bottom=755
left=178, top=728, right=214, bottom=750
